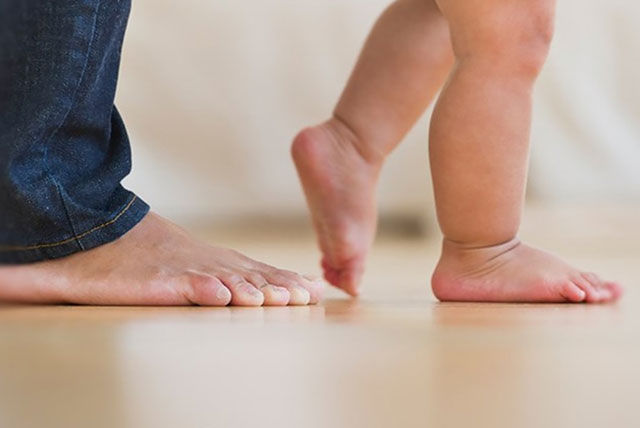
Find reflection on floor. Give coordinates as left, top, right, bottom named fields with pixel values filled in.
left=0, top=204, right=638, bottom=428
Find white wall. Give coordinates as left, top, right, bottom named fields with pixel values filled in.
left=531, top=0, right=640, bottom=202
left=118, top=0, right=640, bottom=223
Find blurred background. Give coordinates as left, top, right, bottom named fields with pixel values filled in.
left=117, top=0, right=640, bottom=234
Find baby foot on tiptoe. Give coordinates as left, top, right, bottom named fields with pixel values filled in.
left=291, top=117, right=382, bottom=296
left=432, top=239, right=623, bottom=303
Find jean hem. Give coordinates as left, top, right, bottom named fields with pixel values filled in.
left=0, top=194, right=150, bottom=265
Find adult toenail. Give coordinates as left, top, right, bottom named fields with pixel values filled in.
left=289, top=286, right=311, bottom=303
left=245, top=285, right=261, bottom=295
left=216, top=286, right=231, bottom=301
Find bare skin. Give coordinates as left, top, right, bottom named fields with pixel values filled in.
left=292, top=120, right=380, bottom=297
left=0, top=213, right=323, bottom=306
left=293, top=0, right=623, bottom=303
left=293, top=0, right=454, bottom=296
left=433, top=239, right=622, bottom=303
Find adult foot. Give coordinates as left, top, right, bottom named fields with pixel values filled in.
left=0, top=213, right=323, bottom=306
left=432, top=239, right=623, bottom=303
left=291, top=117, right=382, bottom=296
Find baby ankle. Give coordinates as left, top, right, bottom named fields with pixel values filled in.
left=326, top=115, right=386, bottom=167
left=440, top=237, right=521, bottom=265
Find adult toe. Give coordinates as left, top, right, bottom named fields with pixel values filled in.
left=259, top=284, right=291, bottom=306
left=184, top=272, right=232, bottom=306
left=245, top=273, right=290, bottom=306
left=263, top=270, right=312, bottom=306
left=220, top=274, right=265, bottom=306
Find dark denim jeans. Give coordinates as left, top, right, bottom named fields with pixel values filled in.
left=0, top=0, right=149, bottom=264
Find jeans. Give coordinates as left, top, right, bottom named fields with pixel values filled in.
left=0, top=0, right=149, bottom=264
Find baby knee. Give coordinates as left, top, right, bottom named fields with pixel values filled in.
left=455, top=3, right=555, bottom=78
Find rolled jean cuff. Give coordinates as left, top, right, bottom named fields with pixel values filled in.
left=0, top=193, right=150, bottom=265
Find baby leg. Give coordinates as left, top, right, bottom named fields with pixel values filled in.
left=430, top=0, right=622, bottom=302
left=292, top=0, right=453, bottom=295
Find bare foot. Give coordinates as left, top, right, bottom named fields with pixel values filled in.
left=292, top=118, right=382, bottom=296
left=432, top=239, right=623, bottom=303
left=0, top=213, right=323, bottom=306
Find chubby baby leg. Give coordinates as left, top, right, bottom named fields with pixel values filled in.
left=429, top=0, right=622, bottom=302
left=292, top=0, right=453, bottom=295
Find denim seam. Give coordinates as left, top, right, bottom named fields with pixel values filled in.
left=41, top=0, right=103, bottom=250
left=53, top=178, right=84, bottom=250
left=0, top=195, right=137, bottom=252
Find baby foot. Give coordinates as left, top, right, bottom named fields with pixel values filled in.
left=0, top=213, right=323, bottom=306
left=291, top=118, right=382, bottom=296
left=432, top=239, right=623, bottom=303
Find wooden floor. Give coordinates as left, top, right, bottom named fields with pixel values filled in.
left=0, top=205, right=638, bottom=428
